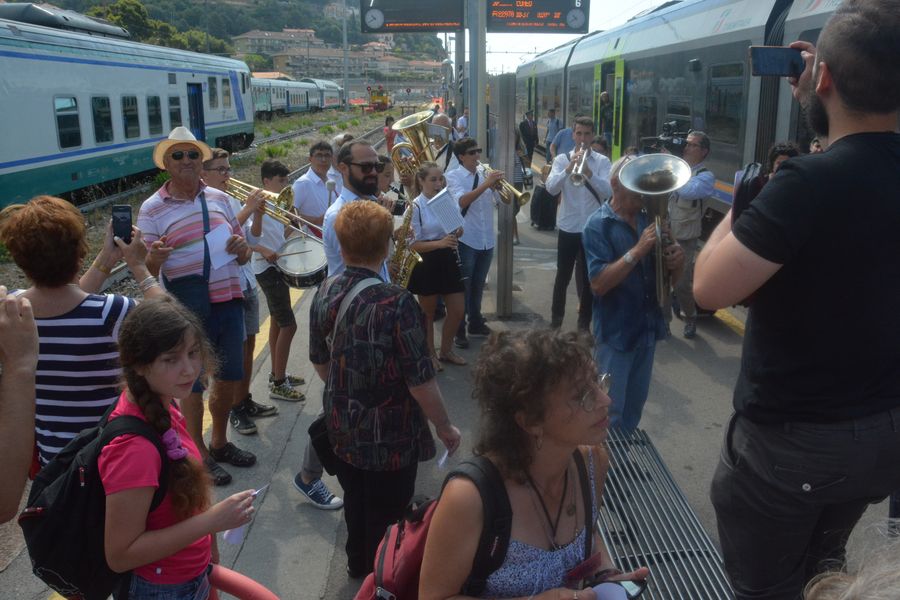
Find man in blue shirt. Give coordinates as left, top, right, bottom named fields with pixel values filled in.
left=582, top=156, right=684, bottom=430
left=544, top=108, right=562, bottom=160
left=550, top=113, right=581, bottom=159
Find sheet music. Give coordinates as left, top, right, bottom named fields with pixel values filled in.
left=425, top=188, right=465, bottom=235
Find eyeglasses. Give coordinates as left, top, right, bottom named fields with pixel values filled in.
left=465, top=148, right=483, bottom=155
left=346, top=161, right=386, bottom=174
left=312, top=153, right=333, bottom=160
left=577, top=373, right=612, bottom=412
left=203, top=166, right=231, bottom=175
left=170, top=150, right=201, bottom=161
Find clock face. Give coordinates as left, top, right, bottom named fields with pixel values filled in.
left=566, top=8, right=586, bottom=30
left=365, top=8, right=385, bottom=30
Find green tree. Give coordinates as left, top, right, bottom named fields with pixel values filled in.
left=86, top=0, right=153, bottom=39
left=243, top=53, right=274, bottom=72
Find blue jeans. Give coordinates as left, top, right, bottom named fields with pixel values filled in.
left=594, top=342, right=656, bottom=430
left=127, top=568, right=210, bottom=599
left=457, top=242, right=493, bottom=334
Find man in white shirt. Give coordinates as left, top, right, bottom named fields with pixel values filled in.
left=445, top=137, right=503, bottom=348
left=667, top=131, right=715, bottom=339
left=545, top=116, right=612, bottom=330
left=292, top=140, right=334, bottom=237
left=456, top=107, right=469, bottom=138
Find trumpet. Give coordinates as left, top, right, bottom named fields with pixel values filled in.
left=479, top=163, right=531, bottom=207
left=617, top=153, right=692, bottom=307
left=225, top=178, right=322, bottom=237
left=570, top=144, right=589, bottom=186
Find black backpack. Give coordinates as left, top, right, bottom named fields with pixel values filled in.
left=18, top=404, right=169, bottom=600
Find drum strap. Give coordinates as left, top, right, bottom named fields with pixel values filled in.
left=326, top=277, right=381, bottom=352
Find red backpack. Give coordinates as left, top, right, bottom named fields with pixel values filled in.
left=354, top=452, right=593, bottom=600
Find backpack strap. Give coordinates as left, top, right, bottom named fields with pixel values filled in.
left=97, top=414, right=170, bottom=512
left=572, top=449, right=593, bottom=562
left=443, top=456, right=512, bottom=596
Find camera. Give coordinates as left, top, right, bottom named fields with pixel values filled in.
left=640, top=121, right=690, bottom=156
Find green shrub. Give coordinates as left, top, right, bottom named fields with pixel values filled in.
left=0, top=242, right=11, bottom=264
left=338, top=121, right=349, bottom=130
left=350, top=118, right=360, bottom=126
left=153, top=171, right=171, bottom=187
left=260, top=127, right=272, bottom=138
left=298, top=138, right=309, bottom=146
left=319, top=125, right=335, bottom=135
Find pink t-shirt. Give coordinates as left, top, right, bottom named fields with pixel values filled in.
left=98, top=392, right=211, bottom=584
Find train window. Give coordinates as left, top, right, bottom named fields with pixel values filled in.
left=168, top=73, right=176, bottom=85
left=637, top=96, right=658, bottom=143
left=706, top=63, right=743, bottom=145
left=208, top=77, right=218, bottom=109
left=91, top=97, right=113, bottom=144
left=665, top=98, right=692, bottom=132
left=147, top=96, right=163, bottom=135
left=222, top=78, right=232, bottom=109
left=122, top=96, right=140, bottom=139
left=169, top=97, right=182, bottom=128
left=54, top=96, right=81, bottom=149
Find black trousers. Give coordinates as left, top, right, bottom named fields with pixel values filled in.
left=551, top=229, right=592, bottom=330
left=334, top=459, right=418, bottom=575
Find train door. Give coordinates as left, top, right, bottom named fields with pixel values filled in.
left=596, top=59, right=624, bottom=159
left=187, top=83, right=206, bottom=141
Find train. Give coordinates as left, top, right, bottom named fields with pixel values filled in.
left=251, top=77, right=344, bottom=120
left=0, top=5, right=343, bottom=208
left=516, top=0, right=837, bottom=225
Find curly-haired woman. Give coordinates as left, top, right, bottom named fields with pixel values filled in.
left=419, top=329, right=648, bottom=599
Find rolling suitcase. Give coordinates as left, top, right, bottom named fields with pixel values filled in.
left=530, top=184, right=558, bottom=231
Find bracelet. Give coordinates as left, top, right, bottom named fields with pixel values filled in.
left=138, top=275, right=159, bottom=293
left=92, top=261, right=111, bottom=275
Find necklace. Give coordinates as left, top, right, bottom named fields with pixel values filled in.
left=525, top=467, right=570, bottom=550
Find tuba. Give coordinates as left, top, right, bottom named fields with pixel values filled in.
left=389, top=202, right=423, bottom=288
left=618, top=153, right=692, bottom=307
left=390, top=110, right=444, bottom=178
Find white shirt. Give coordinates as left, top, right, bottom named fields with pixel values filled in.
left=410, top=193, right=455, bottom=242
left=546, top=150, right=613, bottom=233
left=445, top=165, right=498, bottom=250
left=292, top=168, right=331, bottom=233
left=456, top=115, right=468, bottom=137
left=227, top=196, right=258, bottom=291
left=322, top=190, right=390, bottom=280
left=326, top=166, right=344, bottom=196
left=249, top=212, right=287, bottom=276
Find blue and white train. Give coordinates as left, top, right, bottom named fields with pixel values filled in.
left=516, top=0, right=839, bottom=226
left=251, top=77, right=344, bottom=120
left=0, top=10, right=256, bottom=207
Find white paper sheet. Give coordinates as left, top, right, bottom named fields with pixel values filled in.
left=205, top=223, right=237, bottom=270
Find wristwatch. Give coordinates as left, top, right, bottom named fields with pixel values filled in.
left=623, top=251, right=636, bottom=265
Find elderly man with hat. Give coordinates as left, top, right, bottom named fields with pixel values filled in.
left=137, top=126, right=255, bottom=486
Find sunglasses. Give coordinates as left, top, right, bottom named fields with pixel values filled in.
left=171, top=150, right=201, bottom=161
left=465, top=148, right=483, bottom=155
left=347, top=161, right=386, bottom=174
left=203, top=166, right=231, bottom=175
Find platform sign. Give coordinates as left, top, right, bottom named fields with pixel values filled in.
left=487, top=0, right=590, bottom=33
left=360, top=0, right=464, bottom=32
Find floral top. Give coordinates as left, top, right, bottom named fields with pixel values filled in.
left=309, top=266, right=436, bottom=470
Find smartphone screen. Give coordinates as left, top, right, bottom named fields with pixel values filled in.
left=749, top=46, right=805, bottom=77
left=111, top=205, right=132, bottom=244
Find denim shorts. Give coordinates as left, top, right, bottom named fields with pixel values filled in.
left=191, top=299, right=245, bottom=392
left=128, top=568, right=210, bottom=600
left=242, top=286, right=260, bottom=338
left=255, top=266, right=297, bottom=328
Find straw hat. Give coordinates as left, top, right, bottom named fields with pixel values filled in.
left=152, top=126, right=212, bottom=170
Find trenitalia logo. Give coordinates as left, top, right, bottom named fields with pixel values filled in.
left=712, top=9, right=732, bottom=33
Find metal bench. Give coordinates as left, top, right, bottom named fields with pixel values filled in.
left=598, top=428, right=733, bottom=599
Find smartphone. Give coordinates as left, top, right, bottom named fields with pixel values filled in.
left=592, top=580, right=648, bottom=599
left=749, top=46, right=805, bottom=77
left=111, top=205, right=132, bottom=244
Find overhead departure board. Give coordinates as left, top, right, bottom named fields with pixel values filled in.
left=487, top=0, right=590, bottom=33
left=360, top=0, right=464, bottom=32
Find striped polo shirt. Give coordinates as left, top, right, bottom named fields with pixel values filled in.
left=34, top=293, right=136, bottom=465
left=138, top=182, right=244, bottom=303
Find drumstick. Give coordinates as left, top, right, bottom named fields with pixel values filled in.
left=279, top=250, right=312, bottom=257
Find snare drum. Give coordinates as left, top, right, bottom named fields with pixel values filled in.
left=275, top=235, right=327, bottom=288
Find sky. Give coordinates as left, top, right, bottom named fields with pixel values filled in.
left=438, top=0, right=666, bottom=74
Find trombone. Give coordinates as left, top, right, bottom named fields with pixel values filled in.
left=225, top=178, right=323, bottom=237
left=479, top=163, right=531, bottom=207
left=570, top=144, right=589, bottom=186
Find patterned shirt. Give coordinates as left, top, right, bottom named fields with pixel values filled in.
left=309, top=266, right=436, bottom=470
left=137, top=182, right=244, bottom=303
left=31, top=293, right=136, bottom=464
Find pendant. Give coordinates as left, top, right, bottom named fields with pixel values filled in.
left=566, top=503, right=576, bottom=517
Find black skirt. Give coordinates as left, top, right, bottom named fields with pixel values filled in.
left=407, top=246, right=465, bottom=296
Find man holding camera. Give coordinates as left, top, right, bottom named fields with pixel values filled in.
left=667, top=131, right=714, bottom=339
left=694, top=1, right=900, bottom=597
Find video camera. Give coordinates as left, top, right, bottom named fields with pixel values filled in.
left=640, top=121, right=690, bottom=156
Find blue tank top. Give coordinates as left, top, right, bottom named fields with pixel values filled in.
left=481, top=449, right=598, bottom=598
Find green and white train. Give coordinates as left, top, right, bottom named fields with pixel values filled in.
left=0, top=11, right=255, bottom=207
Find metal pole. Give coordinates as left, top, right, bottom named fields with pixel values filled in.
left=467, top=0, right=487, bottom=148
left=494, top=73, right=516, bottom=317
left=455, top=29, right=465, bottom=112
left=341, top=0, right=348, bottom=108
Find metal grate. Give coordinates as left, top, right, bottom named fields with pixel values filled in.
left=598, top=428, right=733, bottom=599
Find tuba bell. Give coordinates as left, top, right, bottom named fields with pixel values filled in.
left=618, top=153, right=692, bottom=307
left=390, top=110, right=445, bottom=178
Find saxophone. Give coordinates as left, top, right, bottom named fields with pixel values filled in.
left=389, top=202, right=423, bottom=288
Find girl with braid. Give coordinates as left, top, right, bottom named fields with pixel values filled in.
left=99, top=296, right=255, bottom=599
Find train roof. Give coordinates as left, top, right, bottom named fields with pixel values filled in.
left=0, top=3, right=129, bottom=38
left=300, top=77, right=343, bottom=91
left=0, top=16, right=250, bottom=73
left=251, top=77, right=319, bottom=90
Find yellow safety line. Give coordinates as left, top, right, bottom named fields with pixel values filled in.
left=714, top=308, right=745, bottom=337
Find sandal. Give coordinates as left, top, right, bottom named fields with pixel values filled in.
left=204, top=457, right=232, bottom=486
left=432, top=355, right=444, bottom=372
left=209, top=442, right=257, bottom=467
left=439, top=352, right=468, bottom=366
